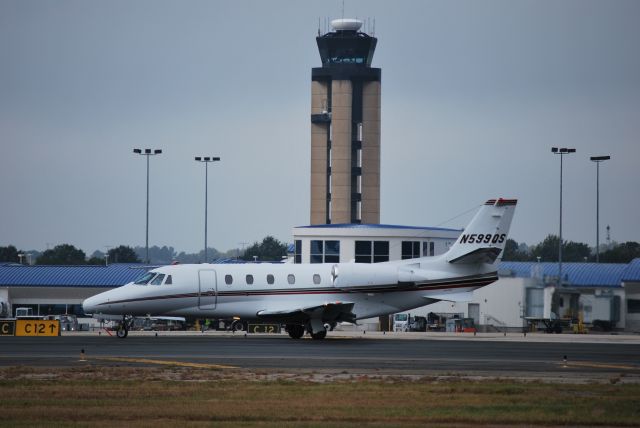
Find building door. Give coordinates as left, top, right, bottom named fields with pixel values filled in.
left=468, top=303, right=480, bottom=326
left=198, top=270, right=217, bottom=310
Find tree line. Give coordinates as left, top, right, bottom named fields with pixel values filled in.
left=502, top=235, right=640, bottom=263
left=1, top=235, right=638, bottom=265
left=0, top=236, right=289, bottom=265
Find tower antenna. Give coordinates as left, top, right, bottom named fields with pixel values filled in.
left=341, top=0, right=345, bottom=19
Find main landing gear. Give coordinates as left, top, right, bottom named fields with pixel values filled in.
left=285, top=323, right=328, bottom=340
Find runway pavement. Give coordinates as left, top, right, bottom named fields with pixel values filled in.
left=1, top=331, right=639, bottom=380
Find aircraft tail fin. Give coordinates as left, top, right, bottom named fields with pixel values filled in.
left=445, top=198, right=517, bottom=265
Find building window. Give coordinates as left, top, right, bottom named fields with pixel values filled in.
left=355, top=240, right=389, bottom=263
left=402, top=241, right=420, bottom=260
left=355, top=240, right=372, bottom=263
left=246, top=275, right=254, bottom=285
left=311, top=239, right=340, bottom=263
left=313, top=274, right=321, bottom=285
left=325, top=240, right=340, bottom=263
left=294, top=240, right=302, bottom=264
left=267, top=274, right=274, bottom=285
left=628, top=299, right=640, bottom=314
left=310, top=240, right=323, bottom=264
left=287, top=274, right=295, bottom=285
left=374, top=241, right=389, bottom=263
left=422, top=241, right=436, bottom=256
left=225, top=275, right=233, bottom=285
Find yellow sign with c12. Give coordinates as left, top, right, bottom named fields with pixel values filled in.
left=15, top=320, right=60, bottom=337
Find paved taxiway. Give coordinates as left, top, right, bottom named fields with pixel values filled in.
left=1, top=332, right=639, bottom=380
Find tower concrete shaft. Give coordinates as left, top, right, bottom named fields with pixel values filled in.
left=310, top=19, right=380, bottom=225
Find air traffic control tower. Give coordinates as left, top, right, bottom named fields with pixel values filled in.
left=310, top=19, right=381, bottom=225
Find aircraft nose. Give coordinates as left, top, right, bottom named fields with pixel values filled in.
left=82, top=294, right=100, bottom=314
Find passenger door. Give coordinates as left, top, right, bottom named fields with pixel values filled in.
left=198, top=270, right=217, bottom=310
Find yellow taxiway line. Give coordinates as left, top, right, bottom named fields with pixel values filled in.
left=561, top=361, right=638, bottom=371
left=91, top=357, right=237, bottom=369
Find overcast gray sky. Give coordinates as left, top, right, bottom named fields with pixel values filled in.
left=1, top=0, right=639, bottom=255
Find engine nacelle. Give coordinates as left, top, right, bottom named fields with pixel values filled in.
left=331, top=263, right=399, bottom=290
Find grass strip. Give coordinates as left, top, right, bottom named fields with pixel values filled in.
left=0, top=366, right=639, bottom=427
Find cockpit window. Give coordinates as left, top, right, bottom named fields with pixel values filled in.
left=134, top=272, right=156, bottom=285
left=150, top=274, right=165, bottom=285
left=165, top=275, right=172, bottom=285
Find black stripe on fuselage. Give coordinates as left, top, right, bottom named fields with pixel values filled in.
left=96, top=272, right=497, bottom=307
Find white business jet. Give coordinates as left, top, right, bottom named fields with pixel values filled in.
left=83, top=198, right=516, bottom=339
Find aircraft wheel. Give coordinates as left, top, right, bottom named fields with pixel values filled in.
left=116, top=326, right=128, bottom=338
left=311, top=329, right=327, bottom=340
left=231, top=321, right=244, bottom=332
left=286, top=324, right=304, bottom=339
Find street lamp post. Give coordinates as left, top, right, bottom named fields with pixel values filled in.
left=133, top=148, right=162, bottom=263
left=551, top=147, right=576, bottom=287
left=195, top=156, right=221, bottom=263
left=590, top=155, right=610, bottom=263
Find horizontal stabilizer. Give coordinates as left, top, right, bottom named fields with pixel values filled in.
left=448, top=247, right=502, bottom=264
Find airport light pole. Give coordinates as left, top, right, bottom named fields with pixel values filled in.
left=195, top=156, right=221, bottom=263
left=590, top=155, right=610, bottom=263
left=551, top=147, right=576, bottom=287
left=133, top=148, right=162, bottom=263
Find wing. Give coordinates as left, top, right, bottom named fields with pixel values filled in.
left=257, top=302, right=356, bottom=326
left=423, top=291, right=474, bottom=304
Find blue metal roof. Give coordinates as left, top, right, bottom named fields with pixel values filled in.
left=0, top=263, right=151, bottom=288
left=296, top=223, right=462, bottom=232
left=498, top=261, right=626, bottom=288
left=621, top=258, right=640, bottom=282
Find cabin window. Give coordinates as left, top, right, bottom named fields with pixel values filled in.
left=164, top=275, right=172, bottom=285
left=287, top=274, right=295, bottom=285
left=313, top=274, right=321, bottom=285
left=134, top=272, right=155, bottom=285
left=402, top=241, right=420, bottom=260
left=246, top=275, right=254, bottom=285
left=267, top=274, right=275, bottom=285
left=225, top=275, right=233, bottom=285
left=150, top=274, right=165, bottom=285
